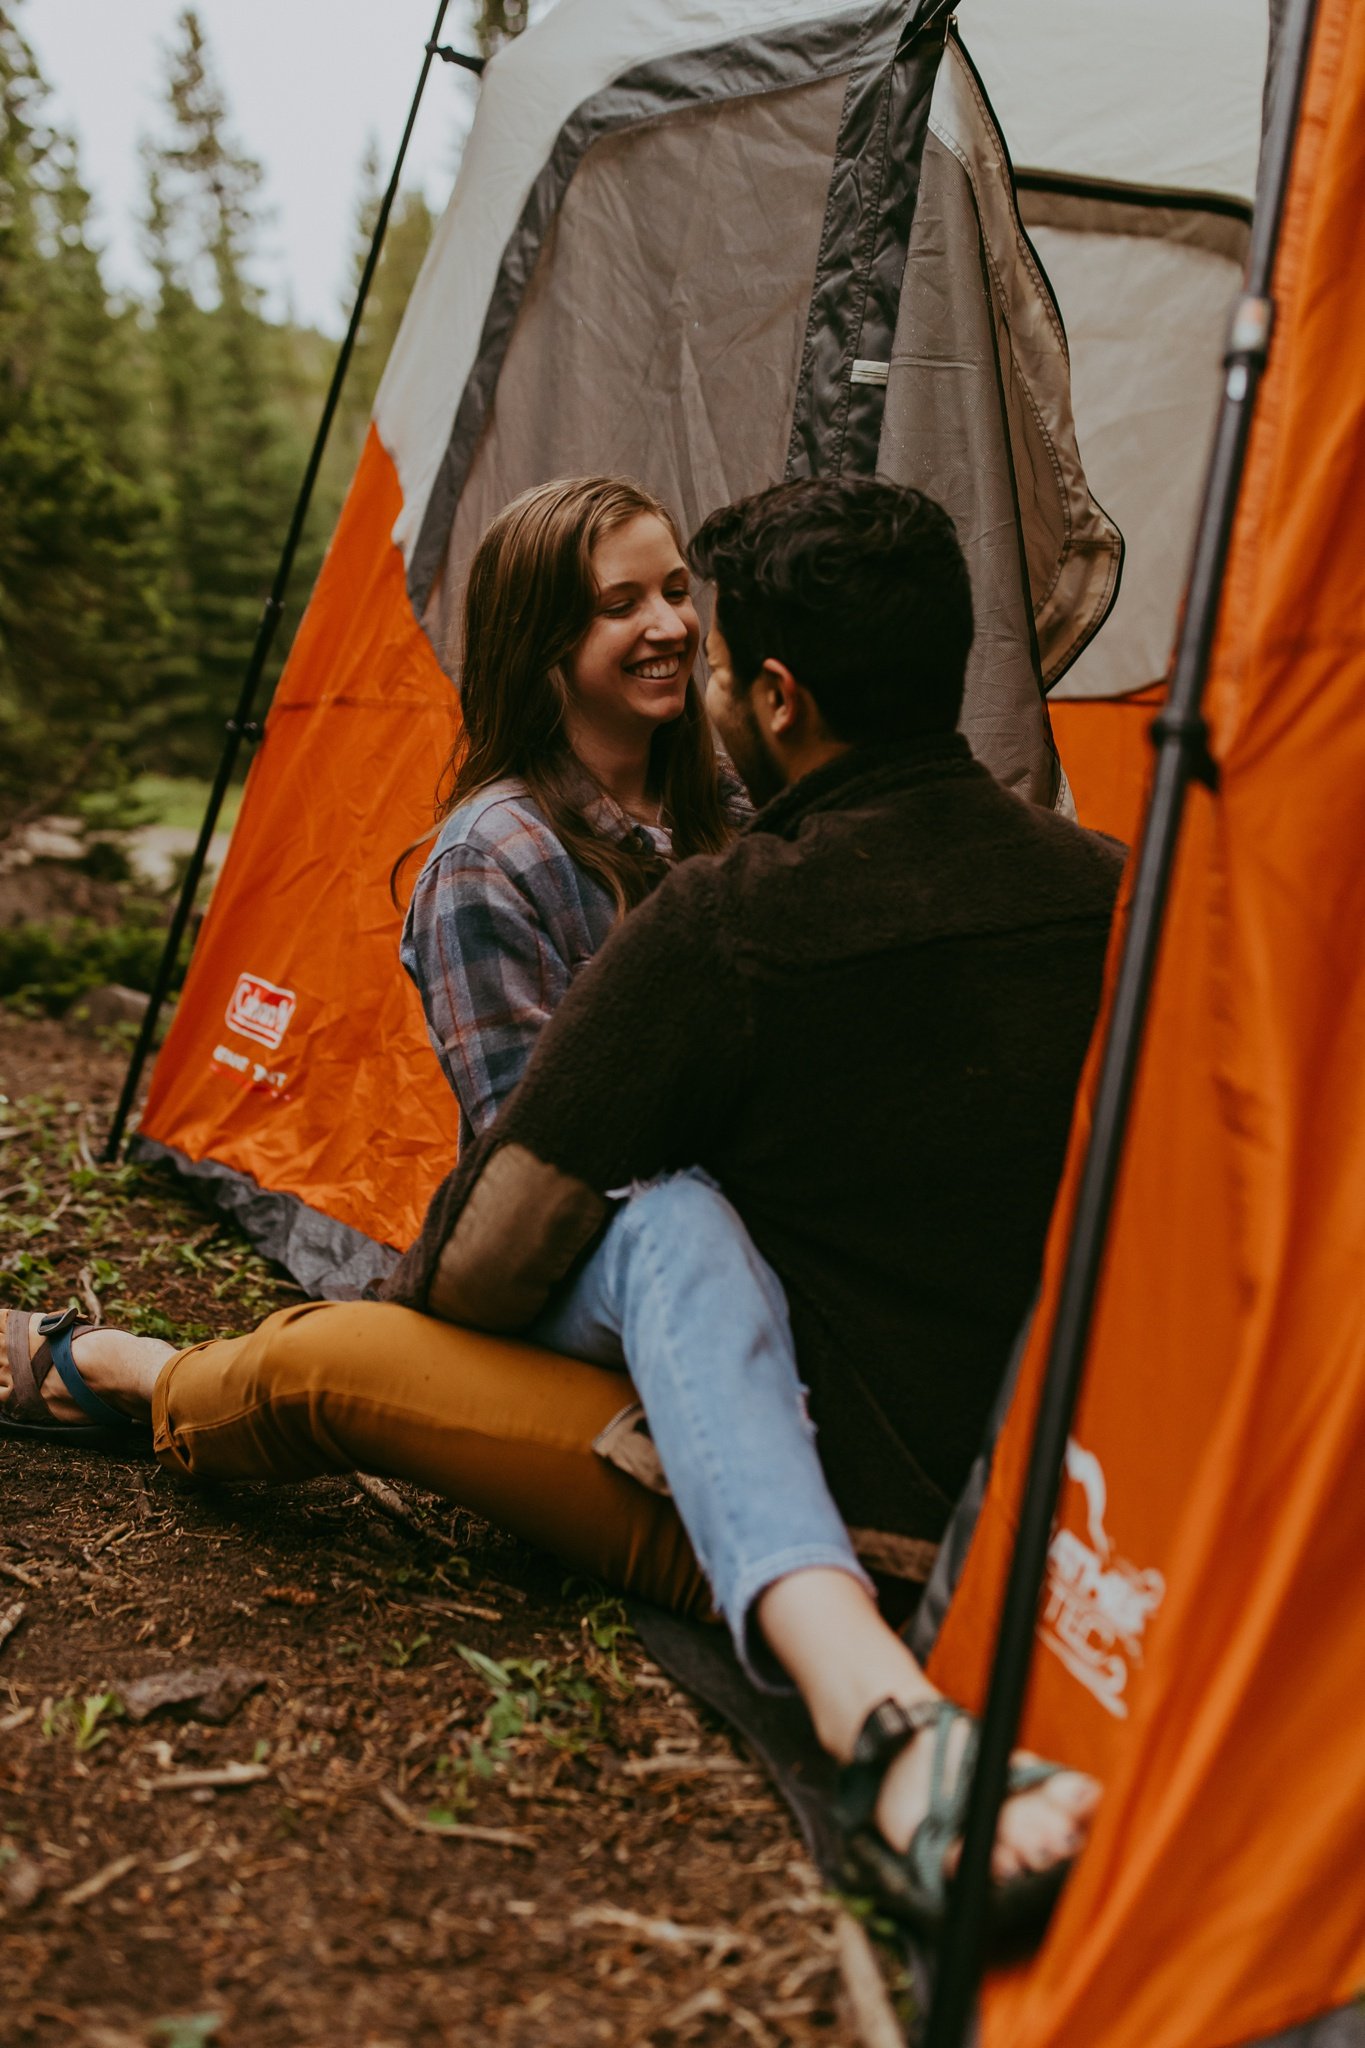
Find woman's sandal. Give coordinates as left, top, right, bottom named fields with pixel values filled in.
left=1, top=1306, right=152, bottom=1454
left=835, top=1696, right=1075, bottom=1944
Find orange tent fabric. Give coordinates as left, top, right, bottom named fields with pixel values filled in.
left=1051, top=687, right=1164, bottom=846
left=139, top=426, right=459, bottom=1257
left=929, top=3, right=1365, bottom=2042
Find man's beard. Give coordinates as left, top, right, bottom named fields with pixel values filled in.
left=724, top=698, right=785, bottom=808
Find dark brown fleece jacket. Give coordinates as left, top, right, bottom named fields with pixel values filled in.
left=385, top=735, right=1124, bottom=1542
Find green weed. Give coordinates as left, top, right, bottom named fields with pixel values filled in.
left=42, top=1690, right=124, bottom=1753
left=456, top=1643, right=608, bottom=1763
left=384, top=1631, right=432, bottom=1670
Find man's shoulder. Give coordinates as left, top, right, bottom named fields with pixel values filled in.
left=982, top=781, right=1126, bottom=900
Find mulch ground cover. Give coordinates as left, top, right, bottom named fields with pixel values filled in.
left=0, top=1010, right=906, bottom=2047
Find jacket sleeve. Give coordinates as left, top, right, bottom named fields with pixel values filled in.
left=385, top=862, right=744, bottom=1328
left=400, top=842, right=572, bottom=1136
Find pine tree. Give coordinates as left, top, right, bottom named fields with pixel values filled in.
left=331, top=138, right=435, bottom=481
left=140, top=8, right=305, bottom=773
left=0, top=3, right=166, bottom=827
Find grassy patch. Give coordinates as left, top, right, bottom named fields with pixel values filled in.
left=127, top=774, right=244, bottom=835
left=0, top=1084, right=300, bottom=1345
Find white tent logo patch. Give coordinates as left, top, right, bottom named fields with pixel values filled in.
left=225, top=973, right=297, bottom=1051
left=1039, top=1439, right=1165, bottom=1719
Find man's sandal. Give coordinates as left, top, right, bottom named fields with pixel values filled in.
left=835, top=1697, right=1075, bottom=1943
left=1, top=1307, right=151, bottom=1454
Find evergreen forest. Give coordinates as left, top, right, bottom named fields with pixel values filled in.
left=0, top=2, right=462, bottom=831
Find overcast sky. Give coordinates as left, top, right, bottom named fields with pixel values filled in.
left=24, top=1, right=503, bottom=335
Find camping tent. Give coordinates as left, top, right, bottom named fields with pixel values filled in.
left=133, top=0, right=1263, bottom=1294
left=916, top=1, right=1365, bottom=2039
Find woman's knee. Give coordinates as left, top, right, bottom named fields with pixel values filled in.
left=618, top=1173, right=789, bottom=1320
left=621, top=1170, right=741, bottom=1250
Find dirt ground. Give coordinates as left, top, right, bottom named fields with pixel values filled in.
left=0, top=1011, right=906, bottom=2047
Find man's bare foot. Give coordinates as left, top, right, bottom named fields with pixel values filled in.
left=0, top=1310, right=173, bottom=1426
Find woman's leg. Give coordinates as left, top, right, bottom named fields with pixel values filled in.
left=4, top=1304, right=708, bottom=1619
left=531, top=1173, right=872, bottom=1683
left=530, top=1175, right=1099, bottom=1875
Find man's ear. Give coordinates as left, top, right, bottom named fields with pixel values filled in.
left=757, top=658, right=801, bottom=736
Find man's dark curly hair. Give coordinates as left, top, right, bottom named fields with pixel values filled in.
left=688, top=476, right=974, bottom=742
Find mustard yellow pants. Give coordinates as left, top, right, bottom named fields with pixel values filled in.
left=152, top=1300, right=709, bottom=1618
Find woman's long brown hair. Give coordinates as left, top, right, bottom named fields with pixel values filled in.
left=396, top=476, right=731, bottom=916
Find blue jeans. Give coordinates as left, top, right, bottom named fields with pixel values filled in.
left=529, top=1172, right=870, bottom=1688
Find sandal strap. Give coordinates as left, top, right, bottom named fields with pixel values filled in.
left=3, top=1310, right=48, bottom=1424
left=905, top=1703, right=980, bottom=1895
left=905, top=1721, right=1070, bottom=1898
left=835, top=1695, right=953, bottom=1833
left=35, top=1309, right=136, bottom=1431
left=1007, top=1755, right=1065, bottom=1797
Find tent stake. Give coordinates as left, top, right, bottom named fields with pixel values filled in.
left=920, top=0, right=1321, bottom=2040
left=102, top=0, right=470, bottom=1163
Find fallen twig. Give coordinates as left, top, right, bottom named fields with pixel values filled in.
left=659, top=1988, right=730, bottom=2030
left=0, top=1601, right=25, bottom=1653
left=834, top=1909, right=904, bottom=2048
left=0, top=1704, right=35, bottom=1733
left=353, top=1474, right=465, bottom=1554
left=153, top=1848, right=204, bottom=1876
left=617, top=1751, right=755, bottom=1779
left=570, top=1902, right=750, bottom=1956
left=76, top=1264, right=102, bottom=1323
left=375, top=1783, right=534, bottom=1852
left=58, top=1853, right=138, bottom=1910
left=140, top=1762, right=271, bottom=1793
left=412, top=1593, right=504, bottom=1625
left=0, top=1558, right=39, bottom=1589
left=85, top=1523, right=131, bottom=1558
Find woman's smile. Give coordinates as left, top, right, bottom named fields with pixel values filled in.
left=568, top=512, right=701, bottom=739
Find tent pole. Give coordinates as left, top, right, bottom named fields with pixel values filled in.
left=102, top=0, right=475, bottom=1164
left=921, top=0, right=1320, bottom=2039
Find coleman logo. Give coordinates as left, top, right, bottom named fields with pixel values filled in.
left=1039, top=1439, right=1165, bottom=1720
left=225, top=973, right=297, bottom=1051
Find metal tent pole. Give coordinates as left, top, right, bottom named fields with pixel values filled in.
left=921, top=0, right=1321, bottom=2038
left=102, top=0, right=480, bottom=1162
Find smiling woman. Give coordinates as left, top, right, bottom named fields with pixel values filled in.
left=559, top=511, right=699, bottom=818
left=397, top=475, right=751, bottom=1143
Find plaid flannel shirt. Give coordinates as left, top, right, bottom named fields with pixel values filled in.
left=401, top=769, right=750, bottom=1144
